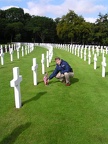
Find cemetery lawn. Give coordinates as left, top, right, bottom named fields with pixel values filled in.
left=0, top=46, right=108, bottom=144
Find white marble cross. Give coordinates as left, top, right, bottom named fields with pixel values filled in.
left=92, top=46, right=94, bottom=55
left=22, top=46, right=24, bottom=57
left=101, top=46, right=103, bottom=53
left=94, top=53, right=97, bottom=69
left=88, top=50, right=91, bottom=65
left=10, top=48, right=13, bottom=62
left=41, top=54, right=45, bottom=74
left=80, top=47, right=83, bottom=59
left=17, top=47, right=20, bottom=59
left=101, top=57, right=107, bottom=77
left=0, top=47, right=4, bottom=65
left=102, top=49, right=105, bottom=59
left=10, top=67, right=22, bottom=108
left=77, top=47, right=80, bottom=57
left=25, top=46, right=27, bottom=55
left=5, top=45, right=7, bottom=53
left=46, top=51, right=49, bottom=67
left=32, top=58, right=38, bottom=85
left=28, top=45, right=30, bottom=54
left=84, top=49, right=86, bottom=61
left=106, top=47, right=108, bottom=54
left=75, top=46, right=77, bottom=55
left=96, top=46, right=99, bottom=56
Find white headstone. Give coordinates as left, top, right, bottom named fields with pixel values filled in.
left=81, top=47, right=83, bottom=59
left=106, top=47, right=108, bottom=54
left=92, top=46, right=94, bottom=55
left=17, top=47, right=20, bottom=59
left=94, top=53, right=97, bottom=70
left=77, top=47, right=80, bottom=57
left=84, top=49, right=86, bottom=61
left=10, top=48, right=13, bottom=62
left=25, top=46, right=27, bottom=55
left=5, top=45, right=7, bottom=53
left=102, top=49, right=105, bottom=59
left=22, top=46, right=24, bottom=57
left=46, top=51, right=49, bottom=67
left=41, top=54, right=45, bottom=74
left=88, top=50, right=91, bottom=65
left=101, top=57, right=107, bottom=77
left=10, top=67, right=22, bottom=108
left=96, top=46, right=99, bottom=56
left=0, top=47, right=4, bottom=65
left=28, top=45, right=30, bottom=54
left=32, top=58, right=38, bottom=85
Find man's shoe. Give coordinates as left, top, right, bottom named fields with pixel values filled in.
left=66, top=83, right=71, bottom=86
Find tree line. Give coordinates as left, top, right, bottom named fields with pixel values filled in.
left=0, top=7, right=108, bottom=45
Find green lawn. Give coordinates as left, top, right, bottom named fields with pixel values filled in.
left=0, top=46, right=108, bottom=144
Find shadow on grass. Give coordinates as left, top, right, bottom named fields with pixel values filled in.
left=38, top=80, right=43, bottom=84
left=49, top=78, right=79, bottom=84
left=0, top=122, right=31, bottom=144
left=22, top=91, right=47, bottom=105
left=71, top=78, right=79, bottom=84
left=49, top=64, right=55, bottom=67
left=97, top=66, right=100, bottom=69
left=0, top=66, right=5, bottom=69
left=48, top=70, right=54, bottom=73
left=105, top=72, right=108, bottom=76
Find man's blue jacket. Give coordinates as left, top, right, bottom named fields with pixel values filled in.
left=49, top=59, right=73, bottom=80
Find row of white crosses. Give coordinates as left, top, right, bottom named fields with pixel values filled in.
left=10, top=44, right=53, bottom=109
left=54, top=44, right=107, bottom=78
left=40, top=44, right=53, bottom=74
left=0, top=43, right=34, bottom=65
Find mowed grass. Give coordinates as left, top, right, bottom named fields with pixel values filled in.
left=0, top=46, right=108, bottom=144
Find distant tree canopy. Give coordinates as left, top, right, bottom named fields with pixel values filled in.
left=0, top=7, right=108, bottom=45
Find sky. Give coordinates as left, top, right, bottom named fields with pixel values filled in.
left=0, top=0, right=108, bottom=23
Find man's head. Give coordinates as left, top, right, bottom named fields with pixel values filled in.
left=55, top=57, right=61, bottom=65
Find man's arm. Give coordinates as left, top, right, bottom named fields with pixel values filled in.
left=48, top=66, right=59, bottom=80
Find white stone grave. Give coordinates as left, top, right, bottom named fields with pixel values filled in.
left=17, top=47, right=20, bottom=59
left=77, top=46, right=80, bottom=57
left=94, top=53, right=97, bottom=70
left=5, top=45, right=7, bottom=53
left=25, top=46, right=27, bottom=55
left=84, top=49, right=86, bottom=61
left=92, top=46, right=94, bottom=55
left=41, top=54, right=45, bottom=74
left=81, top=47, right=83, bottom=59
left=101, top=57, right=107, bottom=77
left=96, top=46, right=99, bottom=56
left=101, top=46, right=103, bottom=53
left=46, top=51, right=49, bottom=67
left=0, top=47, right=4, bottom=65
left=10, top=67, right=22, bottom=108
left=28, top=45, right=30, bottom=54
left=10, top=48, right=13, bottom=62
left=75, top=46, right=77, bottom=55
left=88, top=50, right=91, bottom=65
left=106, top=47, right=108, bottom=54
left=22, top=46, right=24, bottom=57
left=102, top=49, right=105, bottom=59
left=32, top=58, right=38, bottom=85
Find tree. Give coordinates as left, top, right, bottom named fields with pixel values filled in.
left=56, top=10, right=85, bottom=44
left=25, top=16, right=57, bottom=43
left=5, top=7, right=24, bottom=23
left=5, top=22, right=24, bottom=42
left=94, top=13, right=108, bottom=45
